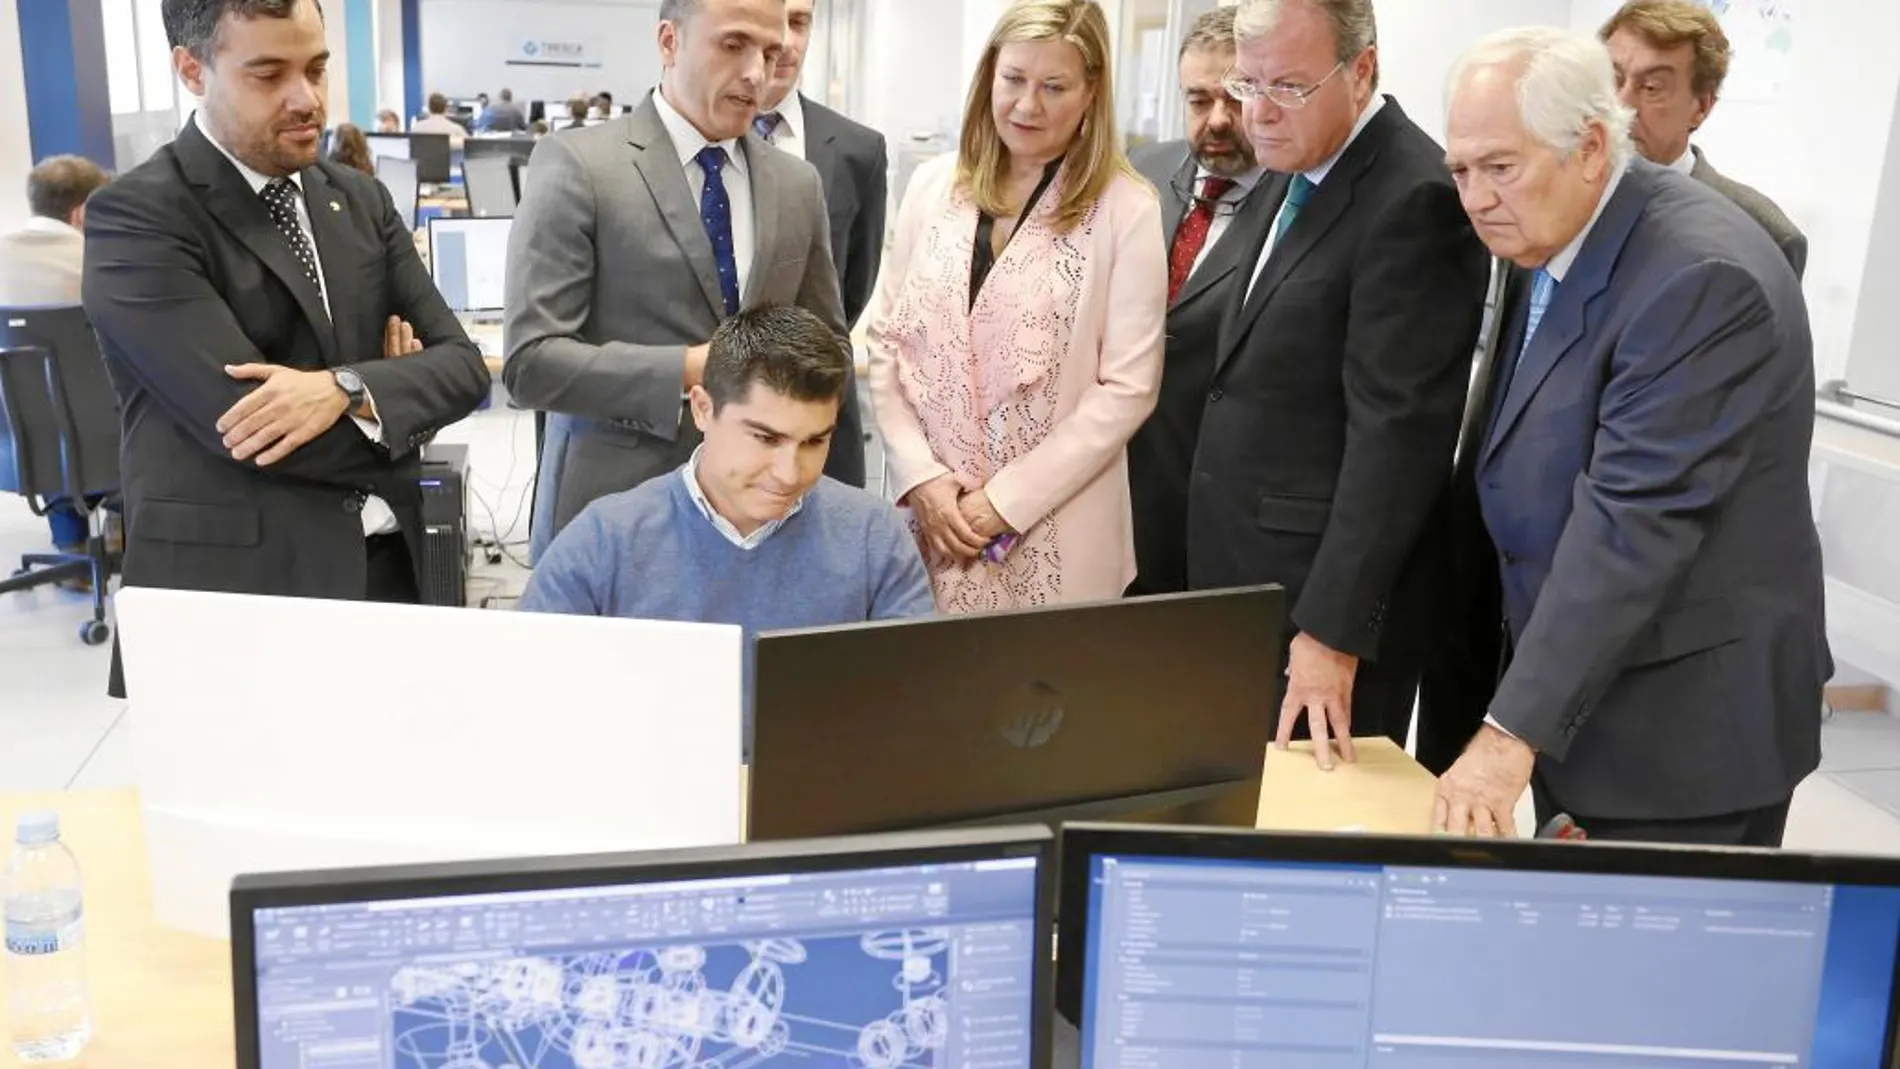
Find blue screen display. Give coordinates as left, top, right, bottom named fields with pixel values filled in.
left=250, top=856, right=1042, bottom=1069
left=1082, top=854, right=1900, bottom=1069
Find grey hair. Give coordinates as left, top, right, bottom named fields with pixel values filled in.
left=1179, top=7, right=1238, bottom=61
left=1447, top=26, right=1635, bottom=169
left=1234, top=0, right=1379, bottom=91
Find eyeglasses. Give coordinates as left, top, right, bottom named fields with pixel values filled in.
left=1221, top=59, right=1346, bottom=109
left=1168, top=174, right=1254, bottom=218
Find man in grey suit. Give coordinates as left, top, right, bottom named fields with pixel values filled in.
left=1433, top=29, right=1828, bottom=846
left=505, top=0, right=859, bottom=558
left=1601, top=0, right=1806, bottom=277
left=1126, top=7, right=1275, bottom=596
left=753, top=0, right=887, bottom=328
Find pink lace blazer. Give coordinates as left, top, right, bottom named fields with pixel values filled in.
left=866, top=154, right=1166, bottom=613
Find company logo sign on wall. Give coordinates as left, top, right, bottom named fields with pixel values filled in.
left=515, top=40, right=595, bottom=68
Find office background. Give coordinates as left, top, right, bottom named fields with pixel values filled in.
left=0, top=0, right=1898, bottom=831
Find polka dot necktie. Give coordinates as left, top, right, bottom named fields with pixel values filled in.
left=693, top=146, right=741, bottom=315
left=1166, top=175, right=1237, bottom=303
left=260, top=177, right=322, bottom=293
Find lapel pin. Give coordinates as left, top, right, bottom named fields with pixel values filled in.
left=329, top=201, right=341, bottom=212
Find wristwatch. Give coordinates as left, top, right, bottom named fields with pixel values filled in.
left=333, top=367, right=367, bottom=409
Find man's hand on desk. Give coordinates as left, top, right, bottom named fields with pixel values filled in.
left=218, top=365, right=352, bottom=465
left=1274, top=632, right=1358, bottom=771
left=384, top=316, right=423, bottom=358
left=1432, top=723, right=1536, bottom=838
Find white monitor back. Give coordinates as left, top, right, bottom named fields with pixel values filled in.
left=114, top=589, right=745, bottom=937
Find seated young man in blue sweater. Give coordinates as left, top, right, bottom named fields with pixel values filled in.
left=519, top=304, right=934, bottom=663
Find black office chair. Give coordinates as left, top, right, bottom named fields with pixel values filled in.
left=0, top=305, right=121, bottom=645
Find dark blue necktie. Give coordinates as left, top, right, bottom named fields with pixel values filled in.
left=694, top=145, right=740, bottom=315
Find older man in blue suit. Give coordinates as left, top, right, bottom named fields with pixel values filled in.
left=1430, top=27, right=1829, bottom=846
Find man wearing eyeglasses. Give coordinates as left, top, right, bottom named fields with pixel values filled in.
left=1185, top=0, right=1488, bottom=769
left=1125, top=7, right=1276, bottom=597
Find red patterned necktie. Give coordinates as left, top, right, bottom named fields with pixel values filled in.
left=1166, top=175, right=1238, bottom=303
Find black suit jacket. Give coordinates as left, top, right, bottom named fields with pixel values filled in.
left=1126, top=142, right=1277, bottom=595
left=83, top=118, right=489, bottom=601
left=1187, top=98, right=1488, bottom=678
left=799, top=95, right=888, bottom=328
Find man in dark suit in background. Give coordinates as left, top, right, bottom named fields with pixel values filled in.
left=1432, top=28, right=1827, bottom=846
left=1188, top=0, right=1489, bottom=766
left=752, top=0, right=888, bottom=329
left=1127, top=7, right=1275, bottom=596
left=84, top=0, right=489, bottom=611
left=1600, top=0, right=1806, bottom=277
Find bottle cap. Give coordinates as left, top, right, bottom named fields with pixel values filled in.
left=15, top=811, right=60, bottom=846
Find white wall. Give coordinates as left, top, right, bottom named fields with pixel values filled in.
left=416, top=0, right=661, bottom=110
left=376, top=0, right=405, bottom=118
left=0, top=0, right=33, bottom=233
left=1380, top=0, right=1571, bottom=147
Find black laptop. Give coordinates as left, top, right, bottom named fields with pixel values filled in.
left=750, top=586, right=1286, bottom=840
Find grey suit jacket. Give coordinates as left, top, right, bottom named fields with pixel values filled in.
left=799, top=94, right=888, bottom=327
left=1477, top=161, right=1828, bottom=820
left=505, top=97, right=856, bottom=558
left=1124, top=141, right=1276, bottom=594
left=1691, top=145, right=1806, bottom=279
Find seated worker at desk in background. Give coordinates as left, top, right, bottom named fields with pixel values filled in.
left=520, top=305, right=934, bottom=649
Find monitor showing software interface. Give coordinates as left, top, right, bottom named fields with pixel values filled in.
left=1081, top=854, right=1900, bottom=1069
left=428, top=218, right=510, bottom=314
left=248, top=856, right=1043, bottom=1068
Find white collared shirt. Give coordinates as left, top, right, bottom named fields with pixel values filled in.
left=1665, top=146, right=1696, bottom=176
left=652, top=88, right=756, bottom=301
left=1189, top=163, right=1266, bottom=278
left=681, top=446, right=806, bottom=550
left=1246, top=94, right=1389, bottom=298
left=194, top=113, right=397, bottom=537
left=755, top=90, right=807, bottom=161
left=21, top=216, right=81, bottom=240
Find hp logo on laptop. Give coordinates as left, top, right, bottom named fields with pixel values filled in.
left=992, top=681, right=1065, bottom=749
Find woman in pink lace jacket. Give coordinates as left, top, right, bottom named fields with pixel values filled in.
left=866, top=0, right=1166, bottom=614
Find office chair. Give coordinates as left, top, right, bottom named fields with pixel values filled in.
left=0, top=305, right=122, bottom=644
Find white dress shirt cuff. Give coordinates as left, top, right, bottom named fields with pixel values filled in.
left=349, top=384, right=384, bottom=444
left=1483, top=714, right=1519, bottom=741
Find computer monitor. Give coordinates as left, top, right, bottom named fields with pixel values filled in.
left=374, top=156, right=419, bottom=232
left=428, top=217, right=511, bottom=314
left=463, top=136, right=536, bottom=166
left=407, top=131, right=453, bottom=184
left=363, top=132, right=410, bottom=162
left=231, top=826, right=1056, bottom=1069
left=749, top=586, right=1285, bottom=841
left=1057, top=824, right=1900, bottom=1068
left=515, top=162, right=531, bottom=200
left=462, top=155, right=517, bottom=218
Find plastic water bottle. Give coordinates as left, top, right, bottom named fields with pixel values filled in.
left=3, top=812, right=91, bottom=1062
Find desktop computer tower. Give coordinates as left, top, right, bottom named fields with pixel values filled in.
left=416, top=443, right=469, bottom=607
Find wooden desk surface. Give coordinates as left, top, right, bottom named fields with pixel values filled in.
left=0, top=741, right=1433, bottom=1065
left=0, top=790, right=231, bottom=1069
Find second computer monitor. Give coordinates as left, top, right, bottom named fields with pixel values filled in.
left=428, top=217, right=511, bottom=314
left=363, top=132, right=411, bottom=163
left=374, top=156, right=419, bottom=233
left=1058, top=823, right=1900, bottom=1069
left=231, top=825, right=1056, bottom=1069
left=462, top=155, right=517, bottom=218
left=750, top=586, right=1286, bottom=841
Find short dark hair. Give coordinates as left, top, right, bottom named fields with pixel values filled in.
left=566, top=97, right=588, bottom=120
left=498, top=88, right=514, bottom=102
left=27, top=156, right=110, bottom=221
left=427, top=92, right=448, bottom=114
left=1179, top=6, right=1237, bottom=60
left=595, top=91, right=614, bottom=104
left=703, top=306, right=849, bottom=412
left=658, top=0, right=701, bottom=24
left=162, top=0, right=323, bottom=60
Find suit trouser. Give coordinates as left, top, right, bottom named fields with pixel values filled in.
left=1533, top=776, right=1793, bottom=848
left=365, top=532, right=420, bottom=603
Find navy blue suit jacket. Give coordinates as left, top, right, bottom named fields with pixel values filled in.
left=1478, top=160, right=1829, bottom=819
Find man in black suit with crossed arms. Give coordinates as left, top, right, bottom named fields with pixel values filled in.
left=1187, top=0, right=1489, bottom=767
left=84, top=0, right=489, bottom=616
